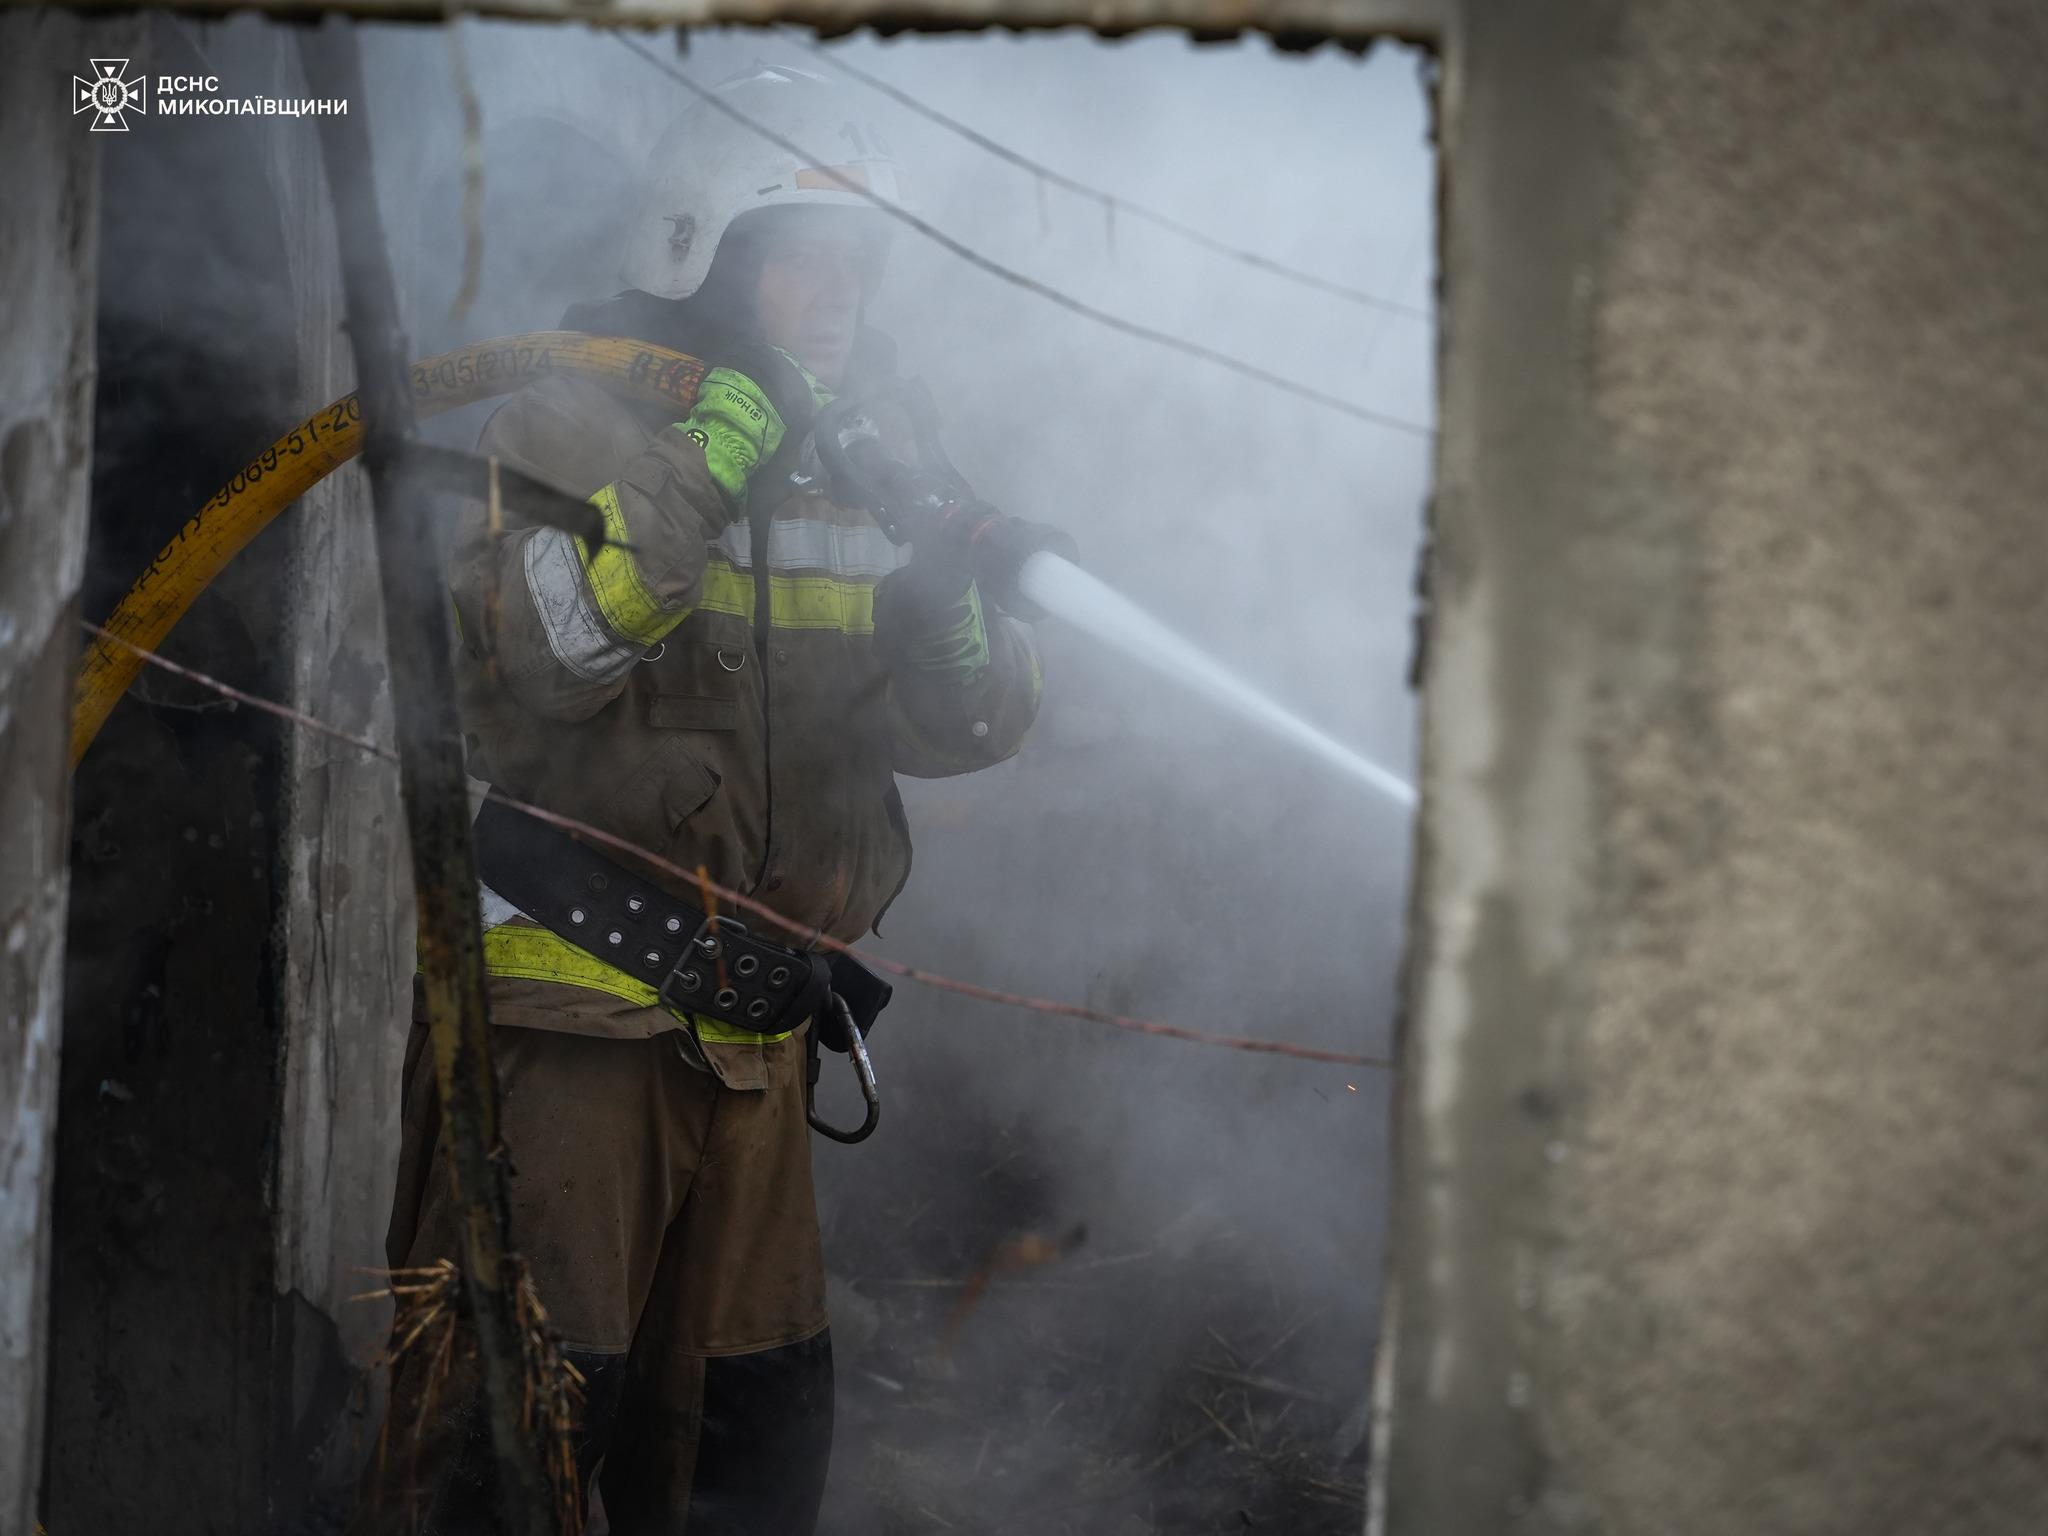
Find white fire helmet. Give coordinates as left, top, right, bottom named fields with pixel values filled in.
left=620, top=63, right=911, bottom=302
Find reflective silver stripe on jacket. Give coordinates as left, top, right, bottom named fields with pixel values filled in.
left=478, top=880, right=523, bottom=930
left=714, top=517, right=906, bottom=579
left=522, top=526, right=643, bottom=682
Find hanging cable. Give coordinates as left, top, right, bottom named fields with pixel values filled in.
left=81, top=621, right=1395, bottom=1073
left=804, top=42, right=1433, bottom=323
left=613, top=35, right=1435, bottom=441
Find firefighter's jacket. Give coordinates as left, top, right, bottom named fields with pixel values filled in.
left=446, top=316, right=1042, bottom=1088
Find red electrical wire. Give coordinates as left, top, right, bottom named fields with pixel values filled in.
left=81, top=622, right=1393, bottom=1071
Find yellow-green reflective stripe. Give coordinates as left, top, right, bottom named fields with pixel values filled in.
left=698, top=558, right=877, bottom=635
left=578, top=483, right=686, bottom=646
left=479, top=924, right=792, bottom=1044
left=563, top=503, right=880, bottom=644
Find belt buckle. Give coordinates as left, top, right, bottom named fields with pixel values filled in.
left=658, top=913, right=749, bottom=1023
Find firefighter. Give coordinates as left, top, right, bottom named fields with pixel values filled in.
left=359, top=65, right=1045, bottom=1533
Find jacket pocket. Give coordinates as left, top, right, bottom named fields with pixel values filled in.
left=643, top=663, right=741, bottom=822
left=640, top=620, right=751, bottom=732
left=659, top=748, right=723, bottom=827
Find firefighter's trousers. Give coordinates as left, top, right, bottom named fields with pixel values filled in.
left=351, top=1020, right=833, bottom=1535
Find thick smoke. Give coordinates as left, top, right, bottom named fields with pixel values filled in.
left=363, top=22, right=1435, bottom=1530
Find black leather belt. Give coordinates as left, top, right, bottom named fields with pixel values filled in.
left=471, top=798, right=890, bottom=1140
left=474, top=797, right=844, bottom=1039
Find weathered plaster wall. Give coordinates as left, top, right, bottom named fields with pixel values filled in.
left=40, top=21, right=405, bottom=1533
left=0, top=17, right=101, bottom=1532
left=47, top=19, right=302, bottom=1520
left=1386, top=2, right=2048, bottom=1532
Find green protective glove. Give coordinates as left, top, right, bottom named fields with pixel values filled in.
left=676, top=349, right=830, bottom=513
left=903, top=582, right=993, bottom=683
left=874, top=564, right=993, bottom=685
left=678, top=368, right=786, bottom=512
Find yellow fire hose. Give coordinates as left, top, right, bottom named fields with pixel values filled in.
left=71, top=332, right=711, bottom=766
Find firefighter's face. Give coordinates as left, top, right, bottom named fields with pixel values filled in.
left=754, top=220, right=875, bottom=387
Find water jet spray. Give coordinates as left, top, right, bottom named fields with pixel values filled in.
left=816, top=385, right=1415, bottom=810
left=1017, top=553, right=1416, bottom=810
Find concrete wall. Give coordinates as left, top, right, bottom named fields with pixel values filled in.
left=1384, top=2, right=2048, bottom=1532
left=48, top=18, right=304, bottom=1525
left=0, top=17, right=101, bottom=1533
left=38, top=21, right=409, bottom=1531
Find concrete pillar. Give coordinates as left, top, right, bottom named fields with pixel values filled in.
left=1383, top=2, right=2048, bottom=1532
left=0, top=14, right=101, bottom=1531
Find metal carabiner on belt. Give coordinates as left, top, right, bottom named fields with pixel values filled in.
left=805, top=993, right=881, bottom=1144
